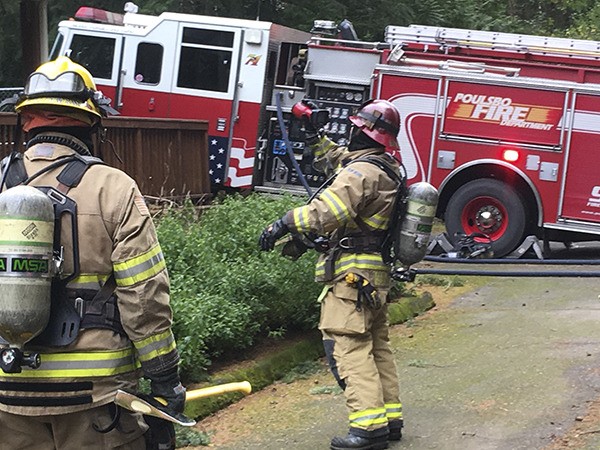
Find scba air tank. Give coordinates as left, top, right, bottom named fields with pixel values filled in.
left=397, top=182, right=439, bottom=267
left=0, top=185, right=54, bottom=349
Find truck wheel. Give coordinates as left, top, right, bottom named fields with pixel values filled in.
left=445, top=179, right=527, bottom=257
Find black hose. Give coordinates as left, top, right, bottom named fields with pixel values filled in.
left=425, top=255, right=600, bottom=265
left=410, top=268, right=600, bottom=277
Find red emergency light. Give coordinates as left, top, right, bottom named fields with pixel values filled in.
left=502, top=148, right=520, bottom=162
left=74, top=7, right=124, bottom=25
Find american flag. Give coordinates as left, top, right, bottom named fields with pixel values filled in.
left=208, top=136, right=229, bottom=185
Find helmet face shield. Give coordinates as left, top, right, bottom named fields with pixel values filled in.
left=25, top=72, right=89, bottom=100
left=15, top=56, right=118, bottom=120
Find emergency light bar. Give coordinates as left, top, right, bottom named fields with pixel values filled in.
left=75, top=7, right=124, bottom=25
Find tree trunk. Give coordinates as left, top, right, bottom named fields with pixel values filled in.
left=20, top=0, right=48, bottom=83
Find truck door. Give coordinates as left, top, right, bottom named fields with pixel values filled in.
left=117, top=21, right=178, bottom=118
left=560, top=92, right=600, bottom=224
left=171, top=23, right=242, bottom=186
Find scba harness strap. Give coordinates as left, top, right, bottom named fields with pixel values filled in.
left=0, top=142, right=124, bottom=347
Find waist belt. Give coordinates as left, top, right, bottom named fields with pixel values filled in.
left=333, top=235, right=385, bottom=253
left=67, top=287, right=126, bottom=336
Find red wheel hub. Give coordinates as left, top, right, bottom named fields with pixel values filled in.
left=461, top=196, right=508, bottom=240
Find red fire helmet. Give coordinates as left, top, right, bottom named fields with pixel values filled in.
left=349, top=99, right=400, bottom=150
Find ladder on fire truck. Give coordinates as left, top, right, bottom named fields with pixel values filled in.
left=385, top=24, right=600, bottom=60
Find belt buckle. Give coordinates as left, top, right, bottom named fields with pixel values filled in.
left=338, top=237, right=352, bottom=249
left=74, top=297, right=84, bottom=318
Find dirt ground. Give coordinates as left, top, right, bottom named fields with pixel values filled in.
left=185, top=270, right=600, bottom=449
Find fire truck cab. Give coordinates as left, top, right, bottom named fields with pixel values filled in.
left=260, top=24, right=600, bottom=257
left=50, top=6, right=309, bottom=189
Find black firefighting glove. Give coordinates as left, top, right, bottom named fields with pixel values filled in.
left=300, top=100, right=323, bottom=146
left=259, top=218, right=289, bottom=251
left=148, top=367, right=186, bottom=414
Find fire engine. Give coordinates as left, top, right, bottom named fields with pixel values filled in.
left=49, top=5, right=309, bottom=189
left=51, top=6, right=600, bottom=257
left=259, top=23, right=600, bottom=257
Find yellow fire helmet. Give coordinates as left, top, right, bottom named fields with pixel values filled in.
left=15, top=56, right=118, bottom=122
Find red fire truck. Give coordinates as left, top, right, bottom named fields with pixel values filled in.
left=256, top=23, right=600, bottom=257
left=52, top=8, right=600, bottom=257
left=50, top=6, right=309, bottom=189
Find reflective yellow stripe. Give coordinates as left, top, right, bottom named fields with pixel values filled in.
left=321, top=190, right=349, bottom=224
left=349, top=407, right=387, bottom=427
left=134, top=330, right=177, bottom=362
left=292, top=206, right=310, bottom=233
left=313, top=137, right=337, bottom=157
left=385, top=402, right=403, bottom=419
left=68, top=273, right=110, bottom=289
left=316, top=253, right=388, bottom=277
left=362, top=213, right=389, bottom=230
left=0, top=349, right=138, bottom=378
left=114, top=244, right=166, bottom=287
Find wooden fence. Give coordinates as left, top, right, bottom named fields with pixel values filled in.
left=0, top=113, right=210, bottom=201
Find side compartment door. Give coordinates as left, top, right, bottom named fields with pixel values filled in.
left=170, top=23, right=242, bottom=187
left=561, top=92, right=600, bottom=224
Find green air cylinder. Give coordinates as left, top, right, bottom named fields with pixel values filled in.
left=0, top=185, right=54, bottom=349
left=397, top=182, right=439, bottom=267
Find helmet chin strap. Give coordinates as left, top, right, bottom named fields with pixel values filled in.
left=348, top=129, right=382, bottom=151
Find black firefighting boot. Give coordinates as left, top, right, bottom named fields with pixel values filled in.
left=330, top=426, right=389, bottom=450
left=388, top=419, right=403, bottom=441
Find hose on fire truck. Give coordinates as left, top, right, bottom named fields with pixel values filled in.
left=274, top=92, right=313, bottom=196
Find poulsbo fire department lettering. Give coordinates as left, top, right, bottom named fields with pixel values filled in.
left=587, top=186, right=600, bottom=208
left=452, top=93, right=555, bottom=131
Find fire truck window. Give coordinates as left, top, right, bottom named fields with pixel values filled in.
left=177, top=47, right=231, bottom=93
left=135, top=43, right=163, bottom=85
left=69, top=35, right=115, bottom=80
left=182, top=28, right=234, bottom=47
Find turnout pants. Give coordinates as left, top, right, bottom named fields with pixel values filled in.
left=320, top=281, right=402, bottom=433
left=0, top=404, right=147, bottom=449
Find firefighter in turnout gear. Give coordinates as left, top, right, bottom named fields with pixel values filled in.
left=260, top=99, right=404, bottom=450
left=0, top=57, right=184, bottom=449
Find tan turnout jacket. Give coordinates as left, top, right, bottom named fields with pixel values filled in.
left=0, top=135, right=178, bottom=416
left=283, top=136, right=400, bottom=290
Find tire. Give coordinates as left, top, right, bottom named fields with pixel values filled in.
left=445, top=179, right=528, bottom=257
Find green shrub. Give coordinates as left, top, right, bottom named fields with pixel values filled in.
left=156, top=194, right=321, bottom=381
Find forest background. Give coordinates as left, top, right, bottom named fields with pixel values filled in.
left=2, top=0, right=600, bottom=86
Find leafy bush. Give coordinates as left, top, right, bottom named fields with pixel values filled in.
left=156, top=194, right=321, bottom=381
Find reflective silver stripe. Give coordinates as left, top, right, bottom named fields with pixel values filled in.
left=293, top=206, right=310, bottom=232
left=362, top=213, right=389, bottom=230
left=134, top=330, right=176, bottom=362
left=316, top=253, right=388, bottom=277
left=321, top=190, right=350, bottom=224
left=0, top=349, right=138, bottom=378
left=349, top=408, right=387, bottom=427
left=114, top=246, right=166, bottom=287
